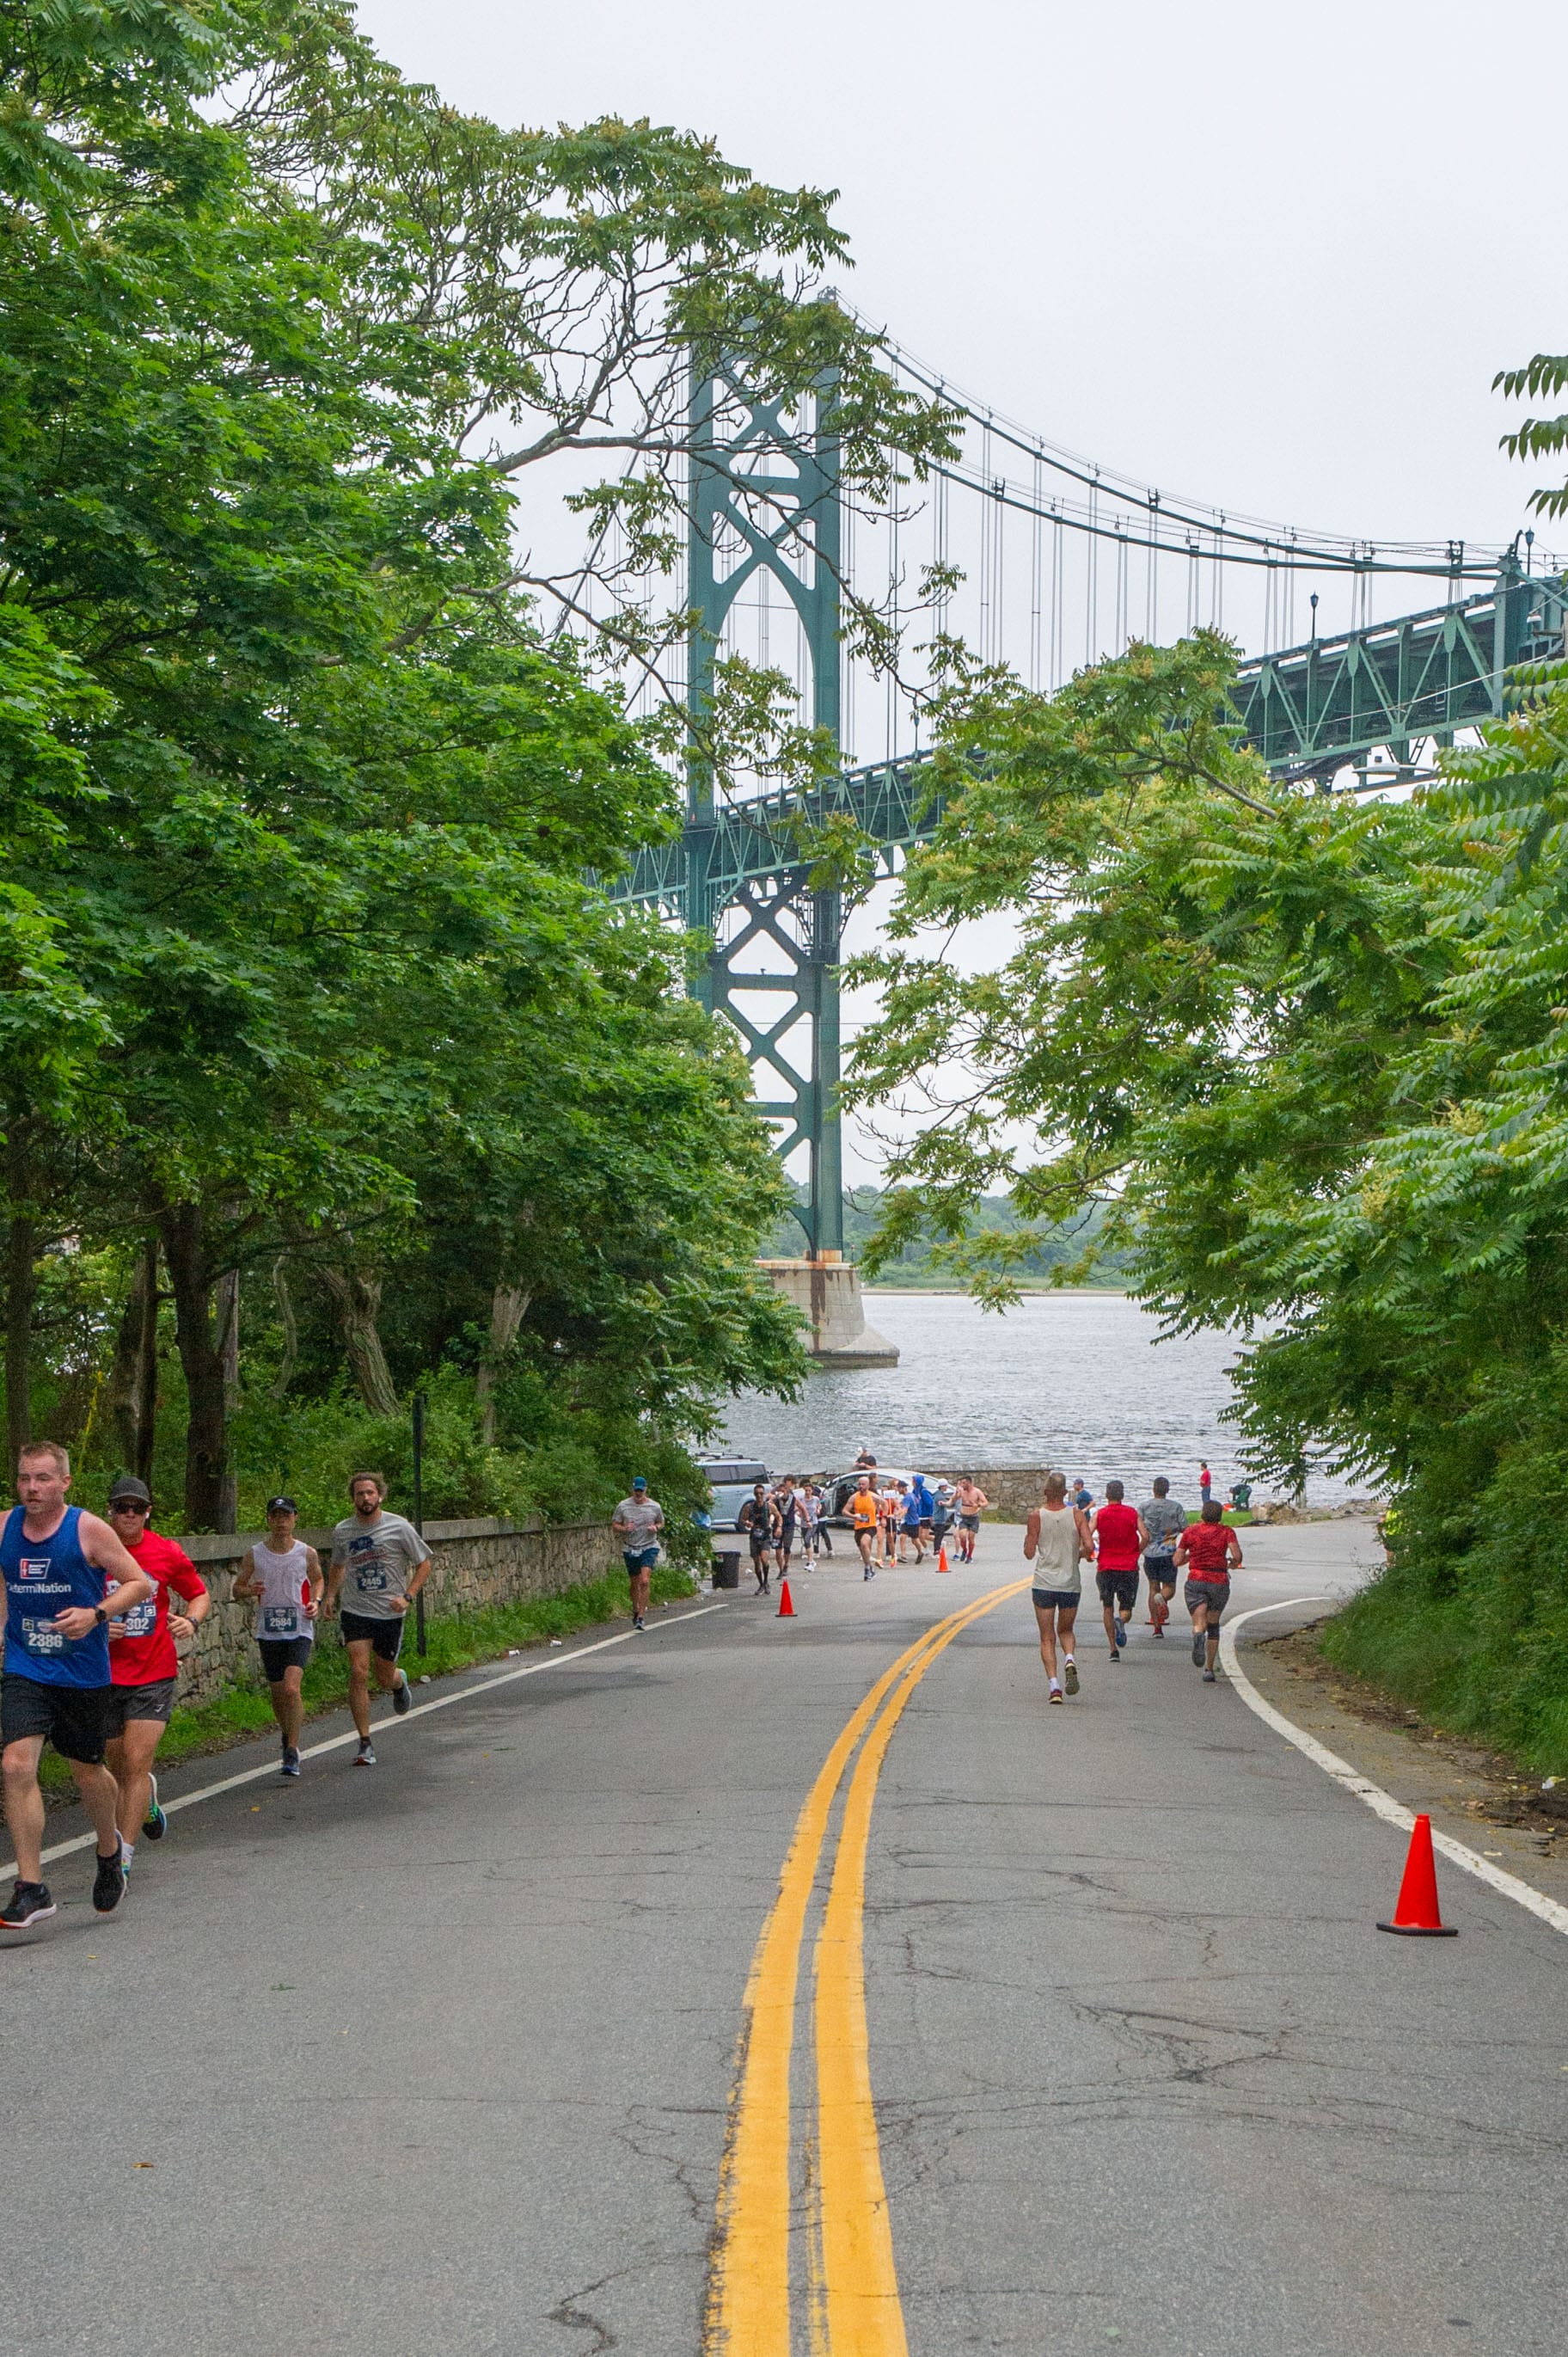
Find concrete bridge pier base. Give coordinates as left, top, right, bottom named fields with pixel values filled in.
left=758, top=1256, right=899, bottom=1367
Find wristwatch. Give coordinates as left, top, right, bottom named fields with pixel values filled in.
left=94, top=1605, right=107, bottom=1625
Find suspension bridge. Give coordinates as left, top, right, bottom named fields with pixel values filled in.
left=612, top=343, right=1565, bottom=1275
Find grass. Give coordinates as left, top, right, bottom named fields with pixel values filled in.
left=39, top=1561, right=696, bottom=1795
left=1319, top=1562, right=1568, bottom=1778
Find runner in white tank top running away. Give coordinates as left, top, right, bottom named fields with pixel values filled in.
left=233, top=1497, right=323, bottom=1777
left=1023, top=1472, right=1092, bottom=1703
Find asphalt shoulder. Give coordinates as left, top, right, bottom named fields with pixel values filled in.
left=1238, top=1610, right=1568, bottom=1912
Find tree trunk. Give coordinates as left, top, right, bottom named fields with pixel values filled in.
left=318, top=1261, right=398, bottom=1417
left=217, top=1267, right=239, bottom=1532
left=158, top=1202, right=231, bottom=1531
left=3, top=1207, right=35, bottom=1474
left=3, top=1120, right=37, bottom=1472
left=107, top=1236, right=160, bottom=1484
left=269, top=1259, right=299, bottom=1402
left=476, top=1282, right=530, bottom=1447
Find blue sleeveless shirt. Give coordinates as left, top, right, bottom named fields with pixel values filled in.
left=1, top=1504, right=111, bottom=1686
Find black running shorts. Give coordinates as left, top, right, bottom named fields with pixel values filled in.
left=102, top=1677, right=179, bottom=1735
left=1145, top=1556, right=1177, bottom=1586
left=339, top=1610, right=405, bottom=1662
left=258, top=1636, right=315, bottom=1682
left=1, top=1671, right=111, bottom=1763
left=1096, top=1570, right=1140, bottom=1612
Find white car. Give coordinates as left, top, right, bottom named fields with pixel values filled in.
left=820, top=1469, right=940, bottom=1528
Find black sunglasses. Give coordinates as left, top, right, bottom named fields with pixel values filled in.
left=111, top=1499, right=150, bottom=1515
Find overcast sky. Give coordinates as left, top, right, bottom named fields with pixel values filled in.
left=353, top=0, right=1568, bottom=1182
left=356, top=0, right=1565, bottom=547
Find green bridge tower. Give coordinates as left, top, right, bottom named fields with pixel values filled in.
left=684, top=359, right=846, bottom=1260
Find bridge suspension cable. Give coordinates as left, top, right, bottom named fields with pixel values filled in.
left=876, top=327, right=1560, bottom=582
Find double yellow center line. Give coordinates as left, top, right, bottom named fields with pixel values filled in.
left=705, top=1580, right=1028, bottom=2356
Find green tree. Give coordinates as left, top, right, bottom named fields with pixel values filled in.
left=0, top=0, right=826, bottom=1524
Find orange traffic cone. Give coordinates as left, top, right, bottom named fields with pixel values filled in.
left=936, top=1542, right=950, bottom=1573
left=1377, top=1814, right=1457, bottom=1937
left=776, top=1578, right=795, bottom=1618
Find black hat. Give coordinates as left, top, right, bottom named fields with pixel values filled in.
left=266, top=1494, right=298, bottom=1516
left=108, top=1476, right=151, bottom=1507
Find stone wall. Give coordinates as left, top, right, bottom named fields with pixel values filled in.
left=930, top=1468, right=1051, bottom=1522
left=167, top=1517, right=619, bottom=1704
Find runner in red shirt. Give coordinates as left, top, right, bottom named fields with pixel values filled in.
left=101, top=1477, right=209, bottom=1870
left=1091, top=1481, right=1147, bottom=1662
left=1174, top=1500, right=1242, bottom=1681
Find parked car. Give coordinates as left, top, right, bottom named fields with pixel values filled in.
left=819, top=1468, right=932, bottom=1526
left=696, top=1458, right=772, bottom=1533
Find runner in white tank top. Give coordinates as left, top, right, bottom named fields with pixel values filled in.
left=1024, top=1475, right=1087, bottom=1703
left=232, top=1497, right=322, bottom=1777
left=247, top=1535, right=314, bottom=1642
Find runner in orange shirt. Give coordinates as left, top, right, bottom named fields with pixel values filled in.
left=849, top=1480, right=879, bottom=1579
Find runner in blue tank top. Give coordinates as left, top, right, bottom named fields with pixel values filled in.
left=1, top=1442, right=153, bottom=1930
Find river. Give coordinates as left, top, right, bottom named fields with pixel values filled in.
left=719, top=1289, right=1358, bottom=1504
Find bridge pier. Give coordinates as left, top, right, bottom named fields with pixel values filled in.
left=758, top=1256, right=899, bottom=1366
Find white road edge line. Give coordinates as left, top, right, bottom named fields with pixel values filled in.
left=1222, top=1596, right=1568, bottom=1941
left=3, top=1597, right=731, bottom=1882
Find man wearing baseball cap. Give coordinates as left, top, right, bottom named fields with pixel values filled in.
left=101, top=1476, right=210, bottom=1875
left=610, top=1476, right=664, bottom=1631
left=234, top=1495, right=322, bottom=1777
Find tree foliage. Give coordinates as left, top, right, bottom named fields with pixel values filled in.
left=1, top=0, right=821, bottom=1525
left=847, top=604, right=1568, bottom=1764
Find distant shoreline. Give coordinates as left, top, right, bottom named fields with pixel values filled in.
left=863, top=1285, right=1130, bottom=1299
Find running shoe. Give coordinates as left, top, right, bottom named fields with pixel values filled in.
left=281, top=1746, right=301, bottom=1777
left=392, top=1673, right=412, bottom=1715
left=143, top=1772, right=167, bottom=1840
left=1113, top=1614, right=1127, bottom=1649
left=354, top=1739, right=377, bottom=1767
left=1192, top=1632, right=1207, bottom=1666
left=93, top=1849, right=127, bottom=1915
left=633, top=1615, right=646, bottom=1630
left=0, top=1880, right=55, bottom=1930
left=1063, top=1660, right=1080, bottom=1697
left=1108, top=1647, right=1120, bottom=1664
left=1153, top=1624, right=1165, bottom=1639
left=1048, top=1681, right=1063, bottom=1703
left=1203, top=1668, right=1218, bottom=1683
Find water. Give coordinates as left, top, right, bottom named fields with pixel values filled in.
left=720, top=1290, right=1357, bottom=1504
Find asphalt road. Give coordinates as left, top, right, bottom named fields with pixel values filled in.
left=2, top=1520, right=1565, bottom=2355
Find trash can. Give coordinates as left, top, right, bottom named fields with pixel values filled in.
left=712, top=1550, right=742, bottom=1590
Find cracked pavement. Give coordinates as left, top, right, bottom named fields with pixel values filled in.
left=2, top=1522, right=1564, bottom=2354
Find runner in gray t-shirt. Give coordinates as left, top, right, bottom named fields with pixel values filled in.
left=611, top=1478, right=664, bottom=1630
left=1138, top=1478, right=1186, bottom=1636
left=323, top=1472, right=432, bottom=1765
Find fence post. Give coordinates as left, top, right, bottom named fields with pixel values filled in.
left=412, top=1390, right=427, bottom=1657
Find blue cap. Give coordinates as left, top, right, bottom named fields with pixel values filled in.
left=632, top=1475, right=647, bottom=1490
